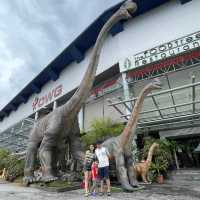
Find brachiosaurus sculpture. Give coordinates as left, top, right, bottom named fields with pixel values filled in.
left=23, top=0, right=137, bottom=185
left=103, top=79, right=162, bottom=191
left=134, top=143, right=159, bottom=183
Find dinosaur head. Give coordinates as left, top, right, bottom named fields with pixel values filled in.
left=152, top=142, right=160, bottom=149
left=149, top=78, right=162, bottom=90
left=119, top=0, right=137, bottom=19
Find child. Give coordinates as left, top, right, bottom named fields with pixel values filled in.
left=90, top=160, right=98, bottom=196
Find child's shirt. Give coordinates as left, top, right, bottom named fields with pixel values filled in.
left=91, top=163, right=98, bottom=180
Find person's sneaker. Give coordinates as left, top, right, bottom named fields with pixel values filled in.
left=99, top=192, right=103, bottom=196
left=91, top=192, right=96, bottom=196
left=107, top=192, right=111, bottom=196
left=84, top=192, right=89, bottom=197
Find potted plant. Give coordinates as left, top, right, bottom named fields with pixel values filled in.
left=150, top=157, right=168, bottom=184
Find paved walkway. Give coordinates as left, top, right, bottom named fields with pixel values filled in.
left=0, top=169, right=200, bottom=200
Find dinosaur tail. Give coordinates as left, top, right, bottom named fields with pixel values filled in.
left=146, top=143, right=159, bottom=163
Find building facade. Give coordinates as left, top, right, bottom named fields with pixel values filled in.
left=0, top=0, right=200, bottom=167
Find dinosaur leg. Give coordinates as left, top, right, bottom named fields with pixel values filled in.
left=51, top=146, right=60, bottom=176
left=38, top=133, right=58, bottom=182
left=146, top=172, right=151, bottom=183
left=126, top=156, right=139, bottom=187
left=141, top=173, right=148, bottom=183
left=52, top=142, right=67, bottom=176
left=69, top=119, right=85, bottom=166
left=115, top=152, right=134, bottom=192
left=70, top=137, right=84, bottom=165
left=57, top=143, right=67, bottom=173
left=23, top=141, right=39, bottom=185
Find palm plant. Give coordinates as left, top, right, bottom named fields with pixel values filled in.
left=142, top=138, right=175, bottom=181
left=81, top=118, right=124, bottom=148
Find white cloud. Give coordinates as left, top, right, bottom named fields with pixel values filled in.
left=0, top=0, right=121, bottom=109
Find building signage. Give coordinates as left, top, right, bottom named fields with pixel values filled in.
left=32, top=84, right=63, bottom=111
left=119, top=31, right=200, bottom=72
left=87, top=77, right=121, bottom=101
left=127, top=48, right=200, bottom=82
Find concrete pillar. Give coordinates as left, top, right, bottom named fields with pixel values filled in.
left=121, top=72, right=131, bottom=116
left=78, top=106, right=85, bottom=131
left=53, top=101, right=58, bottom=110
left=34, top=111, right=39, bottom=121
left=191, top=75, right=195, bottom=113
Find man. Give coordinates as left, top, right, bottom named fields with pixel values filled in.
left=95, top=140, right=111, bottom=196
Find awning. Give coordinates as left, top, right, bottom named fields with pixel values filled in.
left=108, top=65, right=200, bottom=131
left=159, top=127, right=200, bottom=139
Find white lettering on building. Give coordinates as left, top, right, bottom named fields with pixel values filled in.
left=119, top=31, right=200, bottom=72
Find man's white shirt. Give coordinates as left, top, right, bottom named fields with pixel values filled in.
left=95, top=147, right=109, bottom=168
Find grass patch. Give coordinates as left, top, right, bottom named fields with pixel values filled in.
left=111, top=186, right=123, bottom=192
left=45, top=180, right=72, bottom=188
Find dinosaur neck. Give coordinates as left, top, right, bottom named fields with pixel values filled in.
left=62, top=11, right=130, bottom=118
left=120, top=84, right=155, bottom=148
left=146, top=144, right=157, bottom=163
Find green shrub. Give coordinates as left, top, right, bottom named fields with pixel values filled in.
left=0, top=148, right=10, bottom=170
left=5, top=155, right=25, bottom=180
left=81, top=118, right=124, bottom=148
left=0, top=148, right=25, bottom=181
left=142, top=138, right=174, bottom=163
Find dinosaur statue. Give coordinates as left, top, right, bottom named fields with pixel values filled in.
left=134, top=143, right=159, bottom=183
left=103, top=79, right=162, bottom=191
left=23, top=0, right=138, bottom=185
left=0, top=168, right=7, bottom=180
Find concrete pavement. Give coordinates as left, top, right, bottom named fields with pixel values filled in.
left=0, top=169, right=200, bottom=200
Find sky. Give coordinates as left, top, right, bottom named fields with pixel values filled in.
left=0, top=0, right=121, bottom=110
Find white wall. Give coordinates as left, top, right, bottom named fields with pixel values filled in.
left=1, top=0, right=200, bottom=132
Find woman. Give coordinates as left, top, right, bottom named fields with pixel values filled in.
left=83, top=144, right=95, bottom=197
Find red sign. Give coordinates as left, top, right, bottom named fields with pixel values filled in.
left=32, top=84, right=63, bottom=111
left=88, top=78, right=120, bottom=100
left=127, top=49, right=200, bottom=79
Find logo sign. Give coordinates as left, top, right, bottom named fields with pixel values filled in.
left=32, top=84, right=63, bottom=111
left=119, top=31, right=200, bottom=72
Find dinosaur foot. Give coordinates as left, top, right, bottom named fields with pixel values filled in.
left=130, top=182, right=146, bottom=188
left=122, top=183, right=146, bottom=192
left=121, top=184, right=135, bottom=192
left=132, top=184, right=146, bottom=190
left=41, top=175, right=58, bottom=183
left=55, top=170, right=65, bottom=178
left=23, top=176, right=37, bottom=186
left=140, top=182, right=151, bottom=185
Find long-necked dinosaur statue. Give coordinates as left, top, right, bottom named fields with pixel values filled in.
left=103, top=79, right=162, bottom=191
left=134, top=142, right=159, bottom=183
left=23, top=0, right=138, bottom=185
